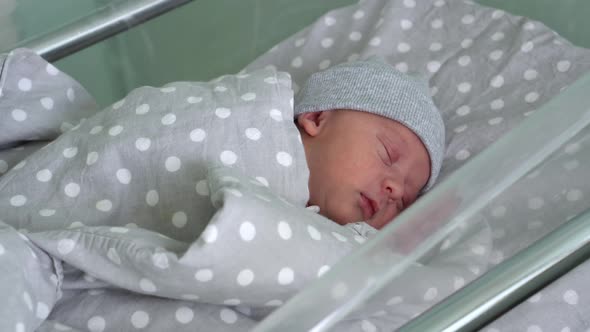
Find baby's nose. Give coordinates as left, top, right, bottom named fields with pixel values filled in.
left=382, top=177, right=404, bottom=201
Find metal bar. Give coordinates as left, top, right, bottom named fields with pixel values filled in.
left=399, top=209, right=590, bottom=332
left=16, top=0, right=193, bottom=62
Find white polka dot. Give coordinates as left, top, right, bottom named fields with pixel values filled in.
left=16, top=323, right=25, bottom=332
left=245, top=128, right=261, bottom=140
left=202, top=225, right=218, bottom=243
left=471, top=244, right=486, bottom=255
left=525, top=92, right=540, bottom=103
left=461, top=38, right=473, bottom=48
left=528, top=293, right=542, bottom=303
left=361, top=320, right=377, bottom=332
left=39, top=209, right=56, bottom=217
left=10, top=195, right=27, bottom=207
left=462, top=14, right=475, bottom=24
left=566, top=189, right=583, bottom=202
left=324, top=16, right=336, bottom=26
left=318, top=60, right=331, bottom=70
left=369, top=37, right=381, bottom=47
left=492, top=10, right=505, bottom=19
left=277, top=221, right=292, bottom=240
left=294, top=38, right=306, bottom=47
left=332, top=232, right=348, bottom=242
left=524, top=22, right=536, bottom=30
left=175, top=307, right=194, bottom=324
left=557, top=60, right=571, bottom=72
left=321, top=38, right=334, bottom=48
left=214, top=86, right=227, bottom=92
left=112, top=99, right=125, bottom=110
left=528, top=197, right=544, bottom=210
left=67, top=88, right=75, bottom=102
left=490, top=75, right=504, bottom=88
left=457, top=82, right=471, bottom=93
left=46, top=64, right=59, bottom=75
left=563, top=289, right=579, bottom=305
left=165, top=156, right=181, bottom=172
left=87, top=152, right=99, bottom=165
left=213, top=108, right=231, bottom=120
left=195, top=269, right=213, bottom=282
left=135, top=104, right=150, bottom=115
left=491, top=32, right=505, bottom=41
left=241, top=92, right=256, bottom=101
left=57, top=239, right=75, bottom=255
left=36, top=169, right=53, bottom=182
left=134, top=137, right=151, bottom=151
left=240, top=221, right=256, bottom=241
left=403, top=0, right=416, bottom=7
left=527, top=325, right=542, bottom=332
left=195, top=180, right=209, bottom=196
left=521, top=41, right=534, bottom=53
left=62, top=147, right=78, bottom=158
left=349, top=31, right=362, bottom=41
left=12, top=109, right=27, bottom=122
left=331, top=282, right=348, bottom=299
left=561, top=327, right=571, bottom=332
left=160, top=86, right=176, bottom=93
left=395, top=62, right=409, bottom=73
left=278, top=267, right=294, bottom=285
left=39, top=97, right=55, bottom=110
left=22, top=291, right=33, bottom=311
left=96, top=199, right=113, bottom=212
left=152, top=252, right=169, bottom=269
left=115, top=168, right=132, bottom=184
left=424, top=287, right=438, bottom=301
left=564, top=160, right=579, bottom=171
left=161, top=113, right=176, bottom=125
left=427, top=61, right=441, bottom=73
left=237, top=269, right=254, bottom=286
left=455, top=149, right=471, bottom=160
left=308, top=225, right=321, bottom=240
left=352, top=9, right=365, bottom=19
left=291, top=56, right=303, bottom=68
left=491, top=99, right=504, bottom=110
left=489, top=50, right=503, bottom=61
left=454, top=124, right=468, bottom=133
left=276, top=151, right=293, bottom=167
left=172, top=211, right=187, bottom=228
left=187, top=96, right=203, bottom=104
left=220, top=150, right=238, bottom=165
left=397, top=42, right=411, bottom=53
left=108, top=125, right=123, bottom=136
left=131, top=311, right=150, bottom=329
left=429, top=42, right=442, bottom=51
left=488, top=117, right=503, bottom=125
left=565, top=143, right=581, bottom=154
left=190, top=128, right=207, bottom=142
left=458, top=55, right=471, bottom=66
left=90, top=126, right=103, bottom=135
left=64, top=182, right=80, bottom=197
left=317, top=265, right=330, bottom=278
left=146, top=190, right=159, bottom=206
left=524, top=69, right=538, bottom=80
left=269, top=109, right=283, bottom=122
left=220, top=308, right=238, bottom=324
left=254, top=176, right=269, bottom=187
left=87, top=316, right=105, bottom=332
left=434, top=0, right=445, bottom=6
left=400, top=19, right=413, bottom=30
left=431, top=18, right=443, bottom=29
left=18, top=78, right=32, bottom=91
left=139, top=278, right=157, bottom=292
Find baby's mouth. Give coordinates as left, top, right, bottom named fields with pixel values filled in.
left=360, top=193, right=378, bottom=220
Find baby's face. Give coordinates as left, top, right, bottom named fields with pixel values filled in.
left=298, top=110, right=431, bottom=229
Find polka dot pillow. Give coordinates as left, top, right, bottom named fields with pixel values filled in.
left=244, top=0, right=590, bottom=182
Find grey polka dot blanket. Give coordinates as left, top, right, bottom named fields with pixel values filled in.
left=1, top=0, right=590, bottom=330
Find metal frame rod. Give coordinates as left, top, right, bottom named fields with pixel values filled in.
left=16, top=0, right=193, bottom=62
left=399, top=208, right=590, bottom=332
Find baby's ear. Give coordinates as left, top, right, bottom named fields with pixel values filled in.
left=296, top=111, right=329, bottom=137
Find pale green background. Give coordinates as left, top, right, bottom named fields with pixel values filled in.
left=2, top=0, right=589, bottom=107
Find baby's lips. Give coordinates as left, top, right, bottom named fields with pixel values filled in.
left=367, top=202, right=397, bottom=230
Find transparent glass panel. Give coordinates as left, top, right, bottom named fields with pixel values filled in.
left=253, top=72, right=590, bottom=331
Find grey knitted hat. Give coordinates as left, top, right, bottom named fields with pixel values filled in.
left=294, top=57, right=445, bottom=191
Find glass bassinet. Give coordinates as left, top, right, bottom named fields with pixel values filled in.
left=2, top=0, right=589, bottom=331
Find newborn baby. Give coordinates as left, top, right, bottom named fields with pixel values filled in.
left=295, top=58, right=445, bottom=229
